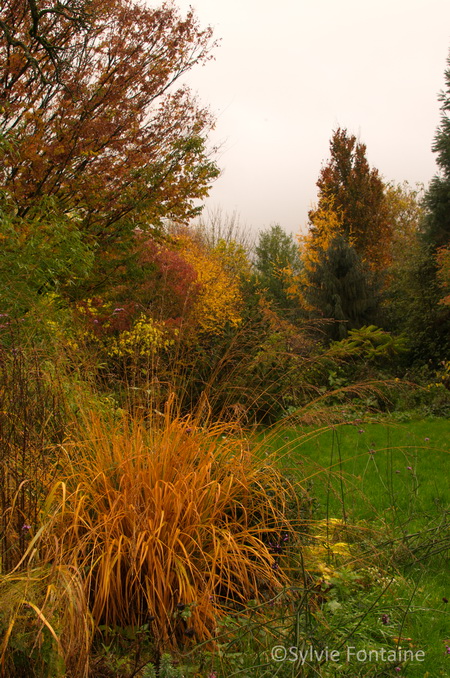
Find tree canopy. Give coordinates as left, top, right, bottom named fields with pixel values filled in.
left=0, top=0, right=218, bottom=242
left=297, top=130, right=387, bottom=337
left=309, top=128, right=392, bottom=271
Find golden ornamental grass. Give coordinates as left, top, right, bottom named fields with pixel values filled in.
left=43, top=412, right=294, bottom=647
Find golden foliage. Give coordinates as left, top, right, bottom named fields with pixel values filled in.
left=289, top=196, right=347, bottom=309
left=42, top=413, right=293, bottom=648
left=177, top=234, right=243, bottom=334
left=212, top=238, right=252, bottom=282
left=300, top=195, right=347, bottom=271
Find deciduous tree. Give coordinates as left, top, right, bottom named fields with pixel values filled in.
left=179, top=232, right=243, bottom=334
left=309, top=128, right=392, bottom=271
left=297, top=129, right=391, bottom=338
left=0, top=0, right=96, bottom=78
left=0, top=0, right=218, bottom=248
left=381, top=182, right=426, bottom=331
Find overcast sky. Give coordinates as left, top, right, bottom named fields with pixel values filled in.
left=174, top=0, right=450, bottom=236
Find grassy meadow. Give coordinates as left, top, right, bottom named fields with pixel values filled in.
left=266, top=418, right=449, bottom=529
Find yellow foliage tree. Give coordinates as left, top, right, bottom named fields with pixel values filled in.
left=300, top=195, right=348, bottom=272
left=177, top=234, right=243, bottom=334
left=290, top=196, right=348, bottom=309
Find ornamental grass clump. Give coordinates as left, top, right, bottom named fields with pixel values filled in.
left=43, top=412, right=294, bottom=648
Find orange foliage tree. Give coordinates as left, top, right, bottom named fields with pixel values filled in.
left=309, top=128, right=392, bottom=271
left=292, top=129, right=393, bottom=335
left=0, top=0, right=218, bottom=251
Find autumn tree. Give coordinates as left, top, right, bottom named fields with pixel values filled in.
left=89, top=226, right=245, bottom=337
left=0, top=0, right=96, bottom=78
left=133, top=234, right=200, bottom=325
left=296, top=129, right=392, bottom=338
left=296, top=195, right=379, bottom=337
left=177, top=232, right=244, bottom=335
left=0, top=0, right=218, bottom=264
left=377, top=51, right=450, bottom=367
left=380, top=183, right=426, bottom=331
left=309, top=128, right=392, bottom=271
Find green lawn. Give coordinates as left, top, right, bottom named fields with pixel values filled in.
left=254, top=417, right=450, bottom=677
left=263, top=418, right=449, bottom=532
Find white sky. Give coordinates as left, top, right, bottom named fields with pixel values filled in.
left=174, top=0, right=450, bottom=236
